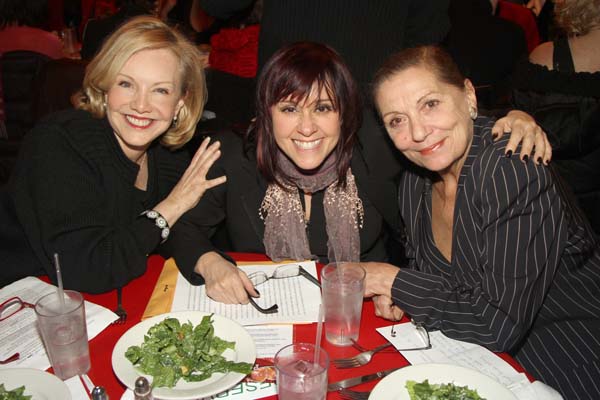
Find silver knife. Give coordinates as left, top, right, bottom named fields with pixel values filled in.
left=327, top=367, right=403, bottom=392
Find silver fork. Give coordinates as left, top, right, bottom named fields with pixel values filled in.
left=112, top=287, right=127, bottom=324
left=339, top=388, right=370, bottom=400
left=333, top=342, right=393, bottom=368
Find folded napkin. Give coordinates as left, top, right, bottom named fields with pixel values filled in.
left=141, top=258, right=179, bottom=319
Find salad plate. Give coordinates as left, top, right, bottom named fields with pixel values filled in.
left=369, top=363, right=517, bottom=400
left=112, top=311, right=256, bottom=400
left=0, top=368, right=71, bottom=400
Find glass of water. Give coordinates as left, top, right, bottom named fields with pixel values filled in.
left=321, top=262, right=366, bottom=346
left=34, top=290, right=90, bottom=380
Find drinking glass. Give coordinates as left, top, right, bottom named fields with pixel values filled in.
left=321, top=262, right=365, bottom=346
left=274, top=343, right=329, bottom=400
left=34, top=290, right=90, bottom=380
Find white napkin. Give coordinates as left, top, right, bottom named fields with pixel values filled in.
left=64, top=375, right=93, bottom=400
left=508, top=378, right=564, bottom=400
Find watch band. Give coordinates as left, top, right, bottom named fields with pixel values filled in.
left=140, top=210, right=170, bottom=243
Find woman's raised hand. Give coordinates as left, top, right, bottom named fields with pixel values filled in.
left=155, top=137, right=226, bottom=226
left=492, top=110, right=552, bottom=165
left=195, top=252, right=258, bottom=304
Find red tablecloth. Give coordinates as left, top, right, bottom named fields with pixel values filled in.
left=83, top=254, right=529, bottom=399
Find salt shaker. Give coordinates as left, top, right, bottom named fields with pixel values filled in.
left=134, top=376, right=153, bottom=400
left=91, top=386, right=109, bottom=400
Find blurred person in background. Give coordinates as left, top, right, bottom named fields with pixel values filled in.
left=81, top=0, right=158, bottom=60
left=0, top=0, right=64, bottom=59
left=511, top=0, right=600, bottom=235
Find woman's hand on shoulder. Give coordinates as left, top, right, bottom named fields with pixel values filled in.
left=195, top=251, right=258, bottom=304
left=155, top=137, right=226, bottom=226
left=492, top=110, right=552, bottom=165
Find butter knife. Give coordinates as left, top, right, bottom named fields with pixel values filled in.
left=327, top=367, right=402, bottom=392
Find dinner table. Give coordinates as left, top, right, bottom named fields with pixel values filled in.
left=80, top=253, right=531, bottom=399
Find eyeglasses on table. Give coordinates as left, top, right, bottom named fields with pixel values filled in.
left=389, top=320, right=432, bottom=351
left=0, top=297, right=35, bottom=322
left=0, top=297, right=35, bottom=364
left=245, top=264, right=321, bottom=314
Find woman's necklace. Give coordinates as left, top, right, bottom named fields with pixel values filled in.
left=134, top=152, right=148, bottom=190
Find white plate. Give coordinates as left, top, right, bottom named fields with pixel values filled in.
left=112, top=311, right=256, bottom=400
left=0, top=368, right=71, bottom=400
left=369, top=363, right=518, bottom=400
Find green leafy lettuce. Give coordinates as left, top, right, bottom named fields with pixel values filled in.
left=125, top=315, right=253, bottom=388
left=0, top=384, right=31, bottom=400
left=406, top=379, right=486, bottom=400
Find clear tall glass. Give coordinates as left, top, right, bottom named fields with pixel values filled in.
left=321, top=262, right=365, bottom=346
left=274, top=343, right=329, bottom=400
left=34, top=290, right=90, bottom=380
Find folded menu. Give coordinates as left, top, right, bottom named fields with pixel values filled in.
left=0, top=277, right=117, bottom=371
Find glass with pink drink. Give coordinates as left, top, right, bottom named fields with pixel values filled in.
left=274, top=343, right=329, bottom=400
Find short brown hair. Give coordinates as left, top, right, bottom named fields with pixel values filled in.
left=75, top=16, right=207, bottom=149
left=554, top=0, right=600, bottom=36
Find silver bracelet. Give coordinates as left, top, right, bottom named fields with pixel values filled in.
left=140, top=210, right=170, bottom=243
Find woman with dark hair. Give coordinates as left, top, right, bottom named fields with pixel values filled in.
left=168, top=41, right=550, bottom=305
left=0, top=0, right=63, bottom=58
left=168, top=41, right=385, bottom=304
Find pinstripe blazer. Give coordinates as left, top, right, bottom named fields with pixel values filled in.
left=391, top=117, right=600, bottom=399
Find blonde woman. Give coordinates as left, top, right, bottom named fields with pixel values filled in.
left=2, top=16, right=225, bottom=293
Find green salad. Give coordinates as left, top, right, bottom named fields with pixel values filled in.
left=125, top=315, right=253, bottom=388
left=0, top=384, right=31, bottom=400
left=406, top=379, right=486, bottom=400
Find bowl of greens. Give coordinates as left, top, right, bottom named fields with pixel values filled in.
left=112, top=311, right=256, bottom=399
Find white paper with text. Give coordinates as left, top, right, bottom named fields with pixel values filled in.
left=0, top=277, right=117, bottom=370
left=171, top=261, right=321, bottom=325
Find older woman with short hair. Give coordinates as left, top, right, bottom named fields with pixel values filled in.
left=359, top=45, right=600, bottom=399
left=1, top=16, right=225, bottom=293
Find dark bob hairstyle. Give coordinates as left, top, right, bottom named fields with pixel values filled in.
left=252, top=41, right=362, bottom=187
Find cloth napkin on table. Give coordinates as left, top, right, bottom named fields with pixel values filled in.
left=141, top=258, right=179, bottom=319
left=64, top=375, right=94, bottom=400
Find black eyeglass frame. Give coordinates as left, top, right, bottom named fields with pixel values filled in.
left=245, top=264, right=321, bottom=314
left=390, top=320, right=432, bottom=351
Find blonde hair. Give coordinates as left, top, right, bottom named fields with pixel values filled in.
left=76, top=16, right=207, bottom=149
left=554, top=0, right=600, bottom=36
